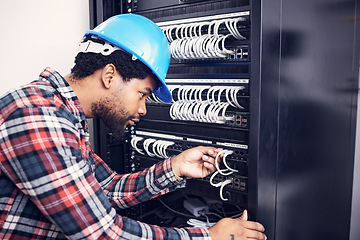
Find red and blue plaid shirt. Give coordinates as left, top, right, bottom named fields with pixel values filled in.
left=0, top=68, right=211, bottom=239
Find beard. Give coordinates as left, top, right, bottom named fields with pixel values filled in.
left=91, top=99, right=133, bottom=139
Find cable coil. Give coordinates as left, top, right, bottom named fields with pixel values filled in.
left=210, top=149, right=238, bottom=201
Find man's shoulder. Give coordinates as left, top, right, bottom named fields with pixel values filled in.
left=0, top=81, right=59, bottom=123
left=1, top=81, right=55, bottom=105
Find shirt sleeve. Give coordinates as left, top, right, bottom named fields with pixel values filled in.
left=92, top=151, right=186, bottom=209
left=0, top=104, right=211, bottom=239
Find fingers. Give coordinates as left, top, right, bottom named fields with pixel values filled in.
left=242, top=220, right=266, bottom=233
left=198, top=146, right=222, bottom=155
left=246, top=229, right=267, bottom=240
left=202, top=154, right=217, bottom=172
left=204, top=147, right=219, bottom=157
left=202, top=158, right=216, bottom=174
left=209, top=217, right=267, bottom=240
left=201, top=147, right=222, bottom=162
left=238, top=210, right=266, bottom=235
left=199, top=147, right=223, bottom=174
left=246, top=233, right=267, bottom=240
left=241, top=220, right=267, bottom=240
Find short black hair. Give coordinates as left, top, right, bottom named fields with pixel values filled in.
left=71, top=36, right=153, bottom=82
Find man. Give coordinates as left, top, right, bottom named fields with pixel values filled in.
left=0, top=14, right=266, bottom=239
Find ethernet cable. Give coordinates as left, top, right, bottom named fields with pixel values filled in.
left=187, top=219, right=216, bottom=228
left=215, top=149, right=238, bottom=175
left=152, top=140, right=164, bottom=158
left=219, top=179, right=233, bottom=201
left=209, top=149, right=239, bottom=201
left=143, top=138, right=156, bottom=157
left=168, top=85, right=246, bottom=123
left=152, top=140, right=175, bottom=158
left=130, top=136, right=145, bottom=155
left=132, top=136, right=175, bottom=159
left=163, top=17, right=248, bottom=60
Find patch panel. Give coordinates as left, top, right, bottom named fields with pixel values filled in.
left=132, top=132, right=249, bottom=203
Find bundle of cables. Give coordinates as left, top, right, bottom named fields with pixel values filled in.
left=131, top=136, right=175, bottom=159
left=161, top=17, right=247, bottom=60
left=166, top=85, right=245, bottom=124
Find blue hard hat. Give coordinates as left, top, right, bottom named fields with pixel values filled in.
left=85, top=14, right=172, bottom=103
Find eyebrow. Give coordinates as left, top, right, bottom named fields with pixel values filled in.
left=143, top=87, right=153, bottom=95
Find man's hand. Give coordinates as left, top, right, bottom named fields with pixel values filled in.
left=208, top=210, right=267, bottom=240
left=171, top=146, right=222, bottom=179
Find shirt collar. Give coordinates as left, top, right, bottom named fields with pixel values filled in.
left=39, top=67, right=87, bottom=123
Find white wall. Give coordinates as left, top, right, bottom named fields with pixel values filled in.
left=0, top=0, right=89, bottom=96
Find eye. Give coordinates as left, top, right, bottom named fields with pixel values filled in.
left=139, top=92, right=146, bottom=98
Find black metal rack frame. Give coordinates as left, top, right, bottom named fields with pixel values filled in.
left=90, top=1, right=360, bottom=239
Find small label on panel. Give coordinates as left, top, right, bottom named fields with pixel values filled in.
left=216, top=142, right=248, bottom=149
left=135, top=130, right=183, bottom=140
left=165, top=79, right=249, bottom=84
left=187, top=138, right=213, bottom=144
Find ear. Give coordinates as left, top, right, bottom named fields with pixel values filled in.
left=100, top=63, right=116, bottom=89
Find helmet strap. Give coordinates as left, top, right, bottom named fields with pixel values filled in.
left=77, top=39, right=121, bottom=56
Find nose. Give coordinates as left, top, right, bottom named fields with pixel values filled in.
left=138, top=99, right=147, bottom=116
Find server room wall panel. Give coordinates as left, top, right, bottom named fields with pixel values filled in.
left=351, top=67, right=360, bottom=240
left=275, top=1, right=359, bottom=240
left=249, top=0, right=281, bottom=239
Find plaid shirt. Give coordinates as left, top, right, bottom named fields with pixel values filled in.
left=0, top=68, right=211, bottom=240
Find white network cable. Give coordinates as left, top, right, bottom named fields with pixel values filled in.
left=219, top=179, right=233, bottom=201
left=131, top=136, right=145, bottom=155
left=214, top=150, right=236, bottom=175
left=187, top=218, right=216, bottom=228
left=131, top=136, right=175, bottom=159
left=161, top=17, right=247, bottom=60
left=168, top=85, right=245, bottom=124
left=210, top=149, right=238, bottom=201
left=143, top=138, right=156, bottom=157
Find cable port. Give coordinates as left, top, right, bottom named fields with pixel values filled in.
left=233, top=178, right=247, bottom=191
left=235, top=46, right=249, bottom=60
left=225, top=114, right=236, bottom=125
left=242, top=48, right=249, bottom=60
left=241, top=115, right=248, bottom=127
left=225, top=113, right=248, bottom=128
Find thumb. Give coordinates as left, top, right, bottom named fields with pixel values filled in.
left=240, top=210, right=248, bottom=221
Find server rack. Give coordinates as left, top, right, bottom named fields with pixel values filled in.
left=90, top=0, right=360, bottom=239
